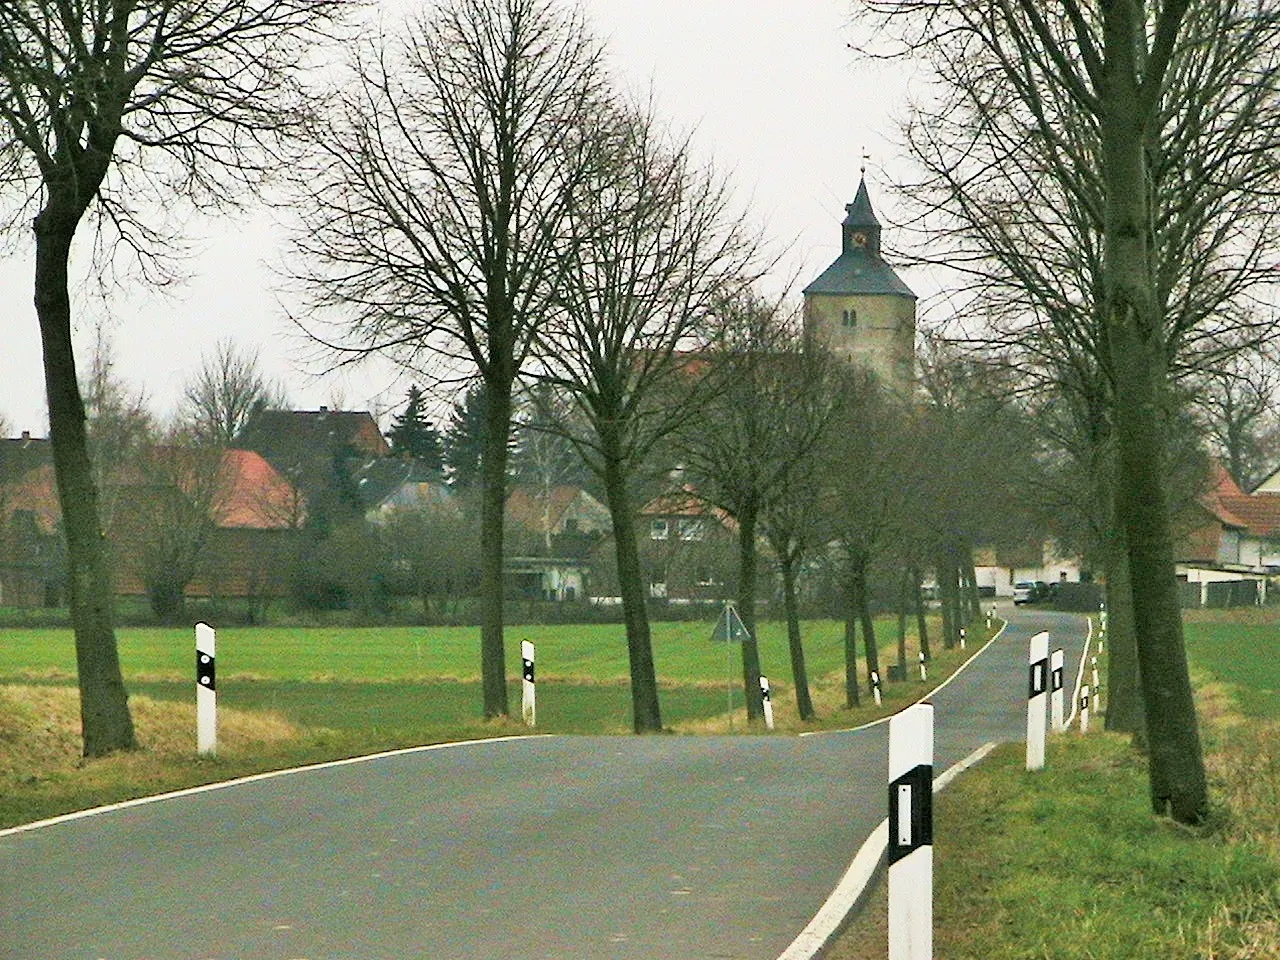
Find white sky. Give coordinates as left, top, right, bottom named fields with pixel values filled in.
left=0, top=0, right=920, bottom=436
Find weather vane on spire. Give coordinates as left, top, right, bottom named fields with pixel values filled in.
left=860, top=148, right=870, bottom=176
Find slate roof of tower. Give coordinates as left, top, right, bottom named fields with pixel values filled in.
left=804, top=178, right=916, bottom=298
left=802, top=252, right=917, bottom=298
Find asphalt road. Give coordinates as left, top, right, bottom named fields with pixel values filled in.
left=1, top=606, right=1088, bottom=960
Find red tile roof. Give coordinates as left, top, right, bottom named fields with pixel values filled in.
left=1201, top=462, right=1280, bottom=536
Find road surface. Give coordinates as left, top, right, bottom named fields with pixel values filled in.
left=1, top=607, right=1088, bottom=960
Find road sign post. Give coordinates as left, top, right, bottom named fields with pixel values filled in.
left=196, top=622, right=216, bottom=756
left=1050, top=648, right=1065, bottom=732
left=889, top=703, right=933, bottom=960
left=1026, top=632, right=1049, bottom=770
left=521, top=640, right=536, bottom=727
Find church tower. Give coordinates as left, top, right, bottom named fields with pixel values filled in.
left=803, top=177, right=916, bottom=393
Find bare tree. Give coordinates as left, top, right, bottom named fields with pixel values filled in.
left=180, top=338, right=288, bottom=447
left=531, top=104, right=765, bottom=732
left=287, top=0, right=606, bottom=719
left=1190, top=341, right=1280, bottom=491
left=0, top=1, right=347, bottom=755
left=80, top=330, right=155, bottom=538
left=125, top=442, right=230, bottom=621
left=861, top=0, right=1280, bottom=823
left=678, top=296, right=838, bottom=723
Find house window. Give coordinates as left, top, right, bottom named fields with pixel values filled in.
left=650, top=519, right=669, bottom=540
left=841, top=309, right=857, bottom=328
left=678, top=518, right=706, bottom=541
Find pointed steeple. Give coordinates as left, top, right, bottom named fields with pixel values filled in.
left=841, top=176, right=882, bottom=256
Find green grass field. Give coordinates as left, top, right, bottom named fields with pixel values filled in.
left=0, top=619, right=858, bottom=685
left=1184, top=619, right=1280, bottom=718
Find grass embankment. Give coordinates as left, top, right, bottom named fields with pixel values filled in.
left=829, top=611, right=1280, bottom=960
left=0, top=616, right=981, bottom=828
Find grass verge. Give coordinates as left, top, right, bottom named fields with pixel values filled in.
left=826, top=621, right=1280, bottom=960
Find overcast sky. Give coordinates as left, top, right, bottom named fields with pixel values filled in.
left=0, top=0, right=918, bottom=436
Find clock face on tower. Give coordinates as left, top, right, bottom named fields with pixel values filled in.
left=851, top=231, right=867, bottom=248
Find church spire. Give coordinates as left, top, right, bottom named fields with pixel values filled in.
left=841, top=175, right=882, bottom=256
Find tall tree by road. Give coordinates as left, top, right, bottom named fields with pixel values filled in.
left=287, top=0, right=607, bottom=719
left=0, top=1, right=346, bottom=756
left=861, top=0, right=1280, bottom=822
left=533, top=103, right=764, bottom=732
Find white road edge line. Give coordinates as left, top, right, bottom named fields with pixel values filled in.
left=1064, top=616, right=1093, bottom=729
left=799, top=618, right=1010, bottom=738
left=775, top=740, right=1000, bottom=960
left=0, top=734, right=546, bottom=840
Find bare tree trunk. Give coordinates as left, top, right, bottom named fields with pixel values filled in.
left=781, top=555, right=815, bottom=721
left=852, top=550, right=879, bottom=690
left=600, top=436, right=663, bottom=733
left=35, top=197, right=135, bottom=757
left=478, top=370, right=512, bottom=719
left=843, top=569, right=861, bottom=708
left=938, top=554, right=956, bottom=650
left=736, top=504, right=765, bottom=723
left=913, top=567, right=930, bottom=662
left=1101, top=3, right=1207, bottom=823
left=897, top=568, right=910, bottom=677
left=1101, top=469, right=1145, bottom=739
left=964, top=547, right=981, bottom=621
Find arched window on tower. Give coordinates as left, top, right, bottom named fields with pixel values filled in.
left=841, top=308, right=857, bottom=329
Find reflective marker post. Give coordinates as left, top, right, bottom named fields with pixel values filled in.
left=871, top=670, right=883, bottom=707
left=919, top=651, right=928, bottom=683
left=1080, top=685, right=1091, bottom=733
left=196, top=622, right=216, bottom=756
left=889, top=703, right=933, bottom=960
left=1050, top=648, right=1065, bottom=733
left=521, top=639, right=536, bottom=727
left=760, top=676, right=774, bottom=730
left=1026, top=631, right=1049, bottom=771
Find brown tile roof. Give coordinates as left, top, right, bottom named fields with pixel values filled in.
left=1200, top=462, right=1280, bottom=535
left=506, top=485, right=585, bottom=532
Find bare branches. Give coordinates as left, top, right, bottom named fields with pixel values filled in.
left=285, top=0, right=606, bottom=383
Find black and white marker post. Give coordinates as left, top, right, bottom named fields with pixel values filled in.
left=871, top=670, right=883, bottom=707
left=918, top=651, right=928, bottom=683
left=759, top=676, right=774, bottom=730
left=521, top=639, right=536, bottom=727
left=958, top=627, right=966, bottom=650
left=888, top=702, right=933, bottom=960
left=1026, top=631, right=1049, bottom=770
left=1080, top=685, right=1091, bottom=733
left=196, top=622, right=216, bottom=756
left=1050, top=648, right=1065, bottom=733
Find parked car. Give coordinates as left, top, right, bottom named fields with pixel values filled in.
left=1013, top=580, right=1050, bottom=605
